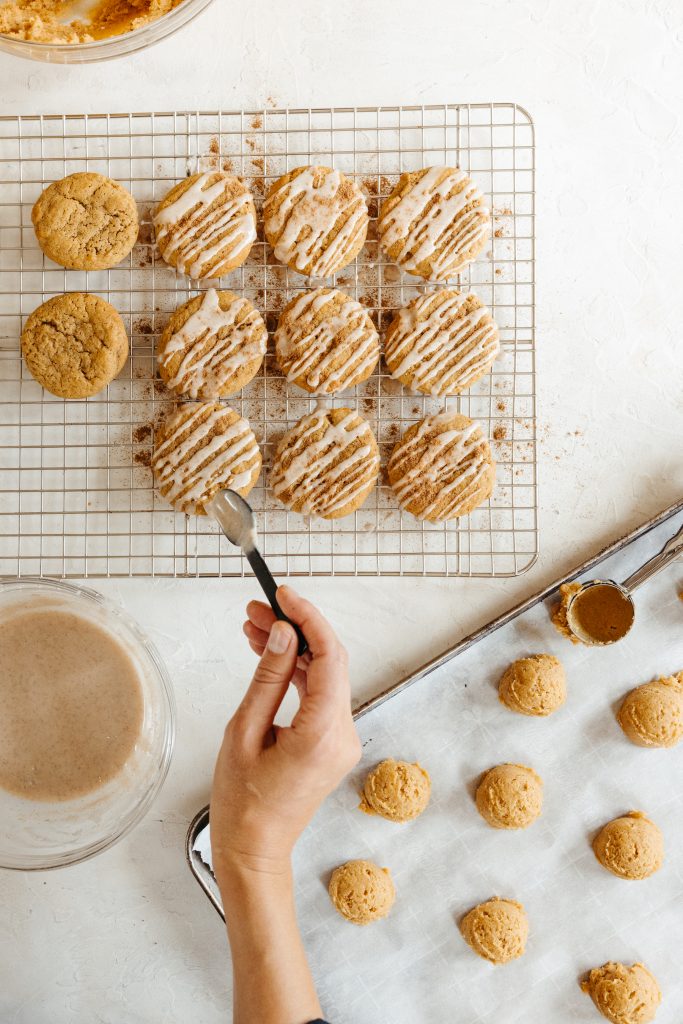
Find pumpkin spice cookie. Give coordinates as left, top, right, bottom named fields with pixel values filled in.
left=581, top=962, right=661, bottom=1024
left=154, top=172, right=257, bottom=280
left=459, top=897, right=528, bottom=964
left=498, top=654, right=566, bottom=717
left=328, top=860, right=395, bottom=925
left=359, top=758, right=431, bottom=822
left=475, top=763, right=543, bottom=830
left=617, top=672, right=683, bottom=748
left=593, top=811, right=663, bottom=880
left=21, top=292, right=128, bottom=399
left=31, top=172, right=138, bottom=271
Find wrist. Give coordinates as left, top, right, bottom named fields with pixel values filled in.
left=214, top=847, right=292, bottom=897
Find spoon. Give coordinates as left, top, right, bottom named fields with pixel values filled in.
left=566, top=518, right=683, bottom=646
left=206, top=489, right=308, bottom=656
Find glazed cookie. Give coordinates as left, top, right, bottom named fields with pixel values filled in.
left=154, top=172, right=256, bottom=280
left=21, top=292, right=128, bottom=399
left=359, top=759, right=431, bottom=822
left=263, top=165, right=369, bottom=277
left=459, top=897, right=528, bottom=964
left=593, top=811, right=663, bottom=880
left=270, top=407, right=380, bottom=519
left=151, top=402, right=261, bottom=515
left=378, top=166, right=490, bottom=281
left=581, top=962, right=661, bottom=1024
left=475, top=763, right=543, bottom=830
left=387, top=411, right=495, bottom=521
left=157, top=288, right=266, bottom=400
left=274, top=288, right=379, bottom=394
left=328, top=860, right=395, bottom=925
left=31, top=172, right=138, bottom=271
left=384, top=289, right=499, bottom=396
left=617, top=672, right=683, bottom=748
left=498, top=654, right=566, bottom=717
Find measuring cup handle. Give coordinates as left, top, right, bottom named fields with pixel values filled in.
left=622, top=519, right=683, bottom=593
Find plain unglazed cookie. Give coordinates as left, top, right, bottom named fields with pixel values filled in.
left=593, top=812, right=664, bottom=880
left=270, top=407, right=380, bottom=519
left=459, top=897, right=528, bottom=964
left=21, top=292, right=128, bottom=399
left=581, top=962, right=661, bottom=1024
left=274, top=288, right=379, bottom=394
left=154, top=172, right=256, bottom=280
left=31, top=172, right=138, bottom=271
left=359, top=758, right=431, bottom=822
left=151, top=402, right=261, bottom=515
left=328, top=859, right=395, bottom=925
left=263, top=165, right=369, bottom=277
left=384, top=289, right=499, bottom=396
left=617, top=672, right=683, bottom=748
left=157, top=288, right=266, bottom=400
left=387, top=411, right=495, bottom=521
left=498, top=654, right=566, bottom=717
left=378, top=166, right=490, bottom=281
left=475, top=763, right=543, bottom=830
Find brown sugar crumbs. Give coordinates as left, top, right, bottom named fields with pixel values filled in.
left=0, top=0, right=187, bottom=43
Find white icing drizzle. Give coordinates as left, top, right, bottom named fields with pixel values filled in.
left=264, top=167, right=368, bottom=277
left=159, top=288, right=267, bottom=399
left=389, top=412, right=492, bottom=520
left=378, top=167, right=489, bottom=280
left=386, top=290, right=499, bottom=396
left=271, top=407, right=379, bottom=517
left=275, top=289, right=379, bottom=393
left=152, top=403, right=260, bottom=514
left=154, top=174, right=256, bottom=279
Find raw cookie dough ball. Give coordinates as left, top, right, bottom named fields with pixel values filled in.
left=32, top=172, right=138, bottom=271
left=581, top=962, right=661, bottom=1024
left=359, top=759, right=431, bottom=822
left=459, top=897, right=528, bottom=964
left=475, top=763, right=543, bottom=830
left=498, top=654, right=566, bottom=717
left=593, top=811, right=663, bottom=880
left=617, top=673, right=683, bottom=748
left=328, top=860, right=395, bottom=925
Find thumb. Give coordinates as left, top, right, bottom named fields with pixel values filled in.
left=237, top=620, right=298, bottom=741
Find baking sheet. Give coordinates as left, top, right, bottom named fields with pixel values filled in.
left=192, top=511, right=683, bottom=1023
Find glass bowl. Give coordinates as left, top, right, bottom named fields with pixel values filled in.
left=0, top=578, right=175, bottom=870
left=0, top=0, right=214, bottom=63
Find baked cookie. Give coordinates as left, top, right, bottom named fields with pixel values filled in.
left=274, top=288, right=379, bottom=394
left=151, top=402, right=261, bottom=515
left=498, top=654, right=566, bottom=717
left=31, top=172, right=138, bottom=271
left=384, top=289, right=499, bottom=396
left=581, top=962, right=661, bottom=1024
left=328, top=860, right=395, bottom=925
left=263, top=165, right=369, bottom=277
left=459, top=897, right=528, bottom=964
left=378, top=166, right=490, bottom=281
left=617, top=672, right=683, bottom=748
left=154, top=172, right=256, bottom=280
left=270, top=407, right=380, bottom=519
left=359, top=758, right=431, bottom=822
left=387, top=411, right=495, bottom=521
left=475, top=763, right=543, bottom=830
left=21, top=292, right=128, bottom=399
left=157, top=288, right=266, bottom=400
left=593, top=812, right=663, bottom=880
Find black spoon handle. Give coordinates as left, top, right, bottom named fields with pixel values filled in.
left=245, top=547, right=308, bottom=656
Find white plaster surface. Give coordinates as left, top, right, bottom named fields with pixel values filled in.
left=1, top=0, right=682, bottom=1020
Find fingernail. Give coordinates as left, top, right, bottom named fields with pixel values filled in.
left=267, top=621, right=292, bottom=654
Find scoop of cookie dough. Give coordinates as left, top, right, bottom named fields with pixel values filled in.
left=459, top=897, right=528, bottom=964
left=617, top=672, right=683, bottom=748
left=498, top=654, right=566, bottom=716
left=359, top=758, right=431, bottom=822
left=328, top=860, right=395, bottom=925
left=581, top=962, right=661, bottom=1024
left=475, top=763, right=543, bottom=829
left=593, top=811, right=663, bottom=880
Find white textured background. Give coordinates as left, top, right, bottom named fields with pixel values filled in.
left=1, top=1, right=682, bottom=1020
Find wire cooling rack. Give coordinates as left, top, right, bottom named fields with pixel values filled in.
left=0, top=104, right=536, bottom=578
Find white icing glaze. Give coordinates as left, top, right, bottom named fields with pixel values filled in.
left=271, top=407, right=379, bottom=517
left=152, top=403, right=260, bottom=514
left=386, top=291, right=499, bottom=396
left=378, top=167, right=489, bottom=280
left=264, top=167, right=368, bottom=278
left=159, top=288, right=266, bottom=399
left=154, top=174, right=256, bottom=280
left=275, top=289, right=379, bottom=393
left=389, top=412, right=492, bottom=520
